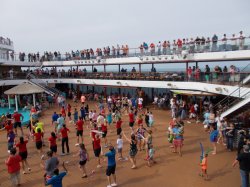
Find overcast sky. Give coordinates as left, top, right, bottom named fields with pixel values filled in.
left=1, top=0, right=250, bottom=53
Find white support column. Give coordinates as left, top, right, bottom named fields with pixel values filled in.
left=15, top=95, right=18, bottom=111
left=8, top=95, right=11, bottom=109
left=33, top=93, right=36, bottom=107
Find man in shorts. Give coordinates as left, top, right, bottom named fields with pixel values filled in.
left=12, top=111, right=24, bottom=136
left=105, top=145, right=117, bottom=187
left=75, top=117, right=84, bottom=146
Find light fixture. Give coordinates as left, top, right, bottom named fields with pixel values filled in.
left=165, top=57, right=168, bottom=60
left=167, top=83, right=172, bottom=86
left=77, top=80, right=81, bottom=83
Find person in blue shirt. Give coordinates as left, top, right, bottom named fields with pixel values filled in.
left=52, top=112, right=59, bottom=125
left=80, top=107, right=86, bottom=120
left=45, top=161, right=67, bottom=187
left=105, top=145, right=117, bottom=187
left=209, top=124, right=219, bottom=155
left=73, top=108, right=79, bottom=123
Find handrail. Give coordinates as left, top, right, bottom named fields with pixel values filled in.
left=1, top=35, right=250, bottom=62
left=214, top=63, right=250, bottom=111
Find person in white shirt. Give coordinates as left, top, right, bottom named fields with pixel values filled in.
left=231, top=34, right=237, bottom=48
left=222, top=34, right=227, bottom=51
left=238, top=31, right=245, bottom=50
left=117, top=134, right=124, bottom=160
left=97, top=113, right=104, bottom=131
left=138, top=97, right=143, bottom=110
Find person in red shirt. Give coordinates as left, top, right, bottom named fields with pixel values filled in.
left=67, top=104, right=72, bottom=121
left=93, top=134, right=102, bottom=168
left=48, top=132, right=57, bottom=155
left=15, top=136, right=31, bottom=174
left=128, top=110, right=135, bottom=130
left=116, top=117, right=122, bottom=135
left=75, top=117, right=84, bottom=146
left=136, top=115, right=143, bottom=126
left=0, top=120, right=13, bottom=137
left=12, top=111, right=24, bottom=136
left=187, top=66, right=192, bottom=81
left=60, top=124, right=70, bottom=155
left=61, top=106, right=66, bottom=119
left=34, top=128, right=43, bottom=155
left=5, top=148, right=22, bottom=186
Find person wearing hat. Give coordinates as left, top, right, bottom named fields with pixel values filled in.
left=232, top=145, right=250, bottom=187
left=104, top=145, right=117, bottom=187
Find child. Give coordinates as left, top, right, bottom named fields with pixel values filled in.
left=209, top=125, right=218, bottom=155
left=200, top=153, right=208, bottom=180
left=148, top=112, right=154, bottom=129
left=8, top=130, right=15, bottom=153
left=147, top=144, right=156, bottom=167
left=117, top=134, right=124, bottom=160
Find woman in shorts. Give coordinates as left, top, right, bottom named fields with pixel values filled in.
left=48, top=132, right=57, bottom=155
left=123, top=132, right=138, bottom=169
left=74, top=143, right=89, bottom=178
left=15, top=136, right=31, bottom=174
left=93, top=134, right=102, bottom=168
left=34, top=128, right=43, bottom=156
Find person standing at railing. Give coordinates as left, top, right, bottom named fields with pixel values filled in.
left=195, top=37, right=201, bottom=53
left=238, top=31, right=245, bottom=50
left=222, top=34, right=227, bottom=51
left=150, top=43, right=155, bottom=56
left=139, top=44, right=144, bottom=55
left=231, top=34, right=238, bottom=51
left=189, top=38, right=195, bottom=53
left=195, top=67, right=201, bottom=81
left=205, top=37, right=211, bottom=52
left=172, top=40, right=177, bottom=55
left=205, top=65, right=210, bottom=82
left=162, top=41, right=167, bottom=55
left=177, top=39, right=182, bottom=55
left=157, top=41, right=162, bottom=55
left=212, top=34, right=218, bottom=52
left=187, top=66, right=192, bottom=81
left=200, top=37, right=206, bottom=52
left=116, top=44, right=120, bottom=57
left=143, top=42, right=148, bottom=55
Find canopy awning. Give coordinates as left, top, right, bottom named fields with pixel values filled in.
left=4, top=82, right=45, bottom=95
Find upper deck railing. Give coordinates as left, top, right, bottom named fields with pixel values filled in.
left=1, top=70, right=249, bottom=87
left=1, top=36, right=250, bottom=63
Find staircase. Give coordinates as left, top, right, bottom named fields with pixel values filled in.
left=214, top=63, right=250, bottom=118
left=27, top=72, right=62, bottom=96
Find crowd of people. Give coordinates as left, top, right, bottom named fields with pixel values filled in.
left=2, top=31, right=248, bottom=62
left=1, top=88, right=250, bottom=187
